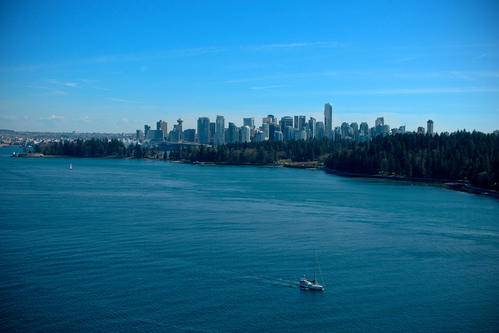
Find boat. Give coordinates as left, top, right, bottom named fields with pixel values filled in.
left=300, top=250, right=324, bottom=291
left=70, top=163, right=72, bottom=171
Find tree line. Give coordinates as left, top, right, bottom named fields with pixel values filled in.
left=38, top=131, right=499, bottom=190
left=38, top=138, right=164, bottom=159
left=324, top=131, right=498, bottom=190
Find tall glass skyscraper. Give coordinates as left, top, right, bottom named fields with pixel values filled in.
left=197, top=117, right=210, bottom=144
left=324, top=103, right=332, bottom=138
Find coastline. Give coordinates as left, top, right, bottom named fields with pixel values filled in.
left=325, top=168, right=499, bottom=198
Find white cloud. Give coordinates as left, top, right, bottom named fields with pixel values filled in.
left=40, top=114, right=64, bottom=120
left=0, top=115, right=17, bottom=120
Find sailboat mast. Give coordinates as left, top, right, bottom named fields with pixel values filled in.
left=314, top=249, right=317, bottom=282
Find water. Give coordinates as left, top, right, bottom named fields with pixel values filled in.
left=1, top=147, right=498, bottom=332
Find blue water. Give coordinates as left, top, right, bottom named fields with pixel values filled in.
left=1, top=147, right=498, bottom=332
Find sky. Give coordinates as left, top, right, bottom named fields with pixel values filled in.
left=1, top=0, right=498, bottom=134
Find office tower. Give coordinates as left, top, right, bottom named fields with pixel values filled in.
left=294, top=115, right=305, bottom=130
left=283, top=126, right=294, bottom=141
left=243, top=117, right=255, bottom=129
left=144, top=125, right=151, bottom=139
left=308, top=117, right=316, bottom=139
left=375, top=117, right=384, bottom=127
left=360, top=122, right=369, bottom=135
left=240, top=126, right=251, bottom=143
left=399, top=125, right=406, bottom=134
left=136, top=129, right=144, bottom=140
left=324, top=103, right=332, bottom=138
left=183, top=129, right=196, bottom=142
left=267, top=114, right=276, bottom=124
left=316, top=121, right=325, bottom=139
left=279, top=116, right=293, bottom=129
left=417, top=127, right=425, bottom=134
left=427, top=120, right=434, bottom=135
left=253, top=130, right=266, bottom=142
left=147, top=130, right=164, bottom=140
left=226, top=122, right=238, bottom=144
left=274, top=130, right=283, bottom=141
left=215, top=115, right=225, bottom=146
left=262, top=123, right=269, bottom=140
left=197, top=117, right=210, bottom=144
left=375, top=117, right=385, bottom=137
left=157, top=120, right=168, bottom=139
left=210, top=122, right=216, bottom=144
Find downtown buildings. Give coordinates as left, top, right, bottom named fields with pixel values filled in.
left=136, top=103, right=436, bottom=148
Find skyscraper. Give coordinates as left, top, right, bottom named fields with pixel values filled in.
left=215, top=115, right=225, bottom=146
left=427, top=120, right=434, bottom=135
left=243, top=117, right=255, bottom=129
left=197, top=117, right=210, bottom=144
left=324, top=103, right=332, bottom=138
left=157, top=120, right=168, bottom=138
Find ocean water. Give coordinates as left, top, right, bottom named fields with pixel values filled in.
left=1, top=147, right=498, bottom=332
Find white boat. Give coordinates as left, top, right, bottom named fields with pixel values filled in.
left=70, top=163, right=72, bottom=171
left=300, top=250, right=324, bottom=291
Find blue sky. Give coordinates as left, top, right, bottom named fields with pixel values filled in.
left=1, top=0, right=498, bottom=134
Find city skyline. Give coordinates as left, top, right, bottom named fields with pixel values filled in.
left=1, top=1, right=498, bottom=134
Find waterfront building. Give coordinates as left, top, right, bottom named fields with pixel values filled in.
left=183, top=129, right=195, bottom=142
left=144, top=125, right=151, bottom=140
left=172, top=118, right=183, bottom=142
left=147, top=129, right=164, bottom=140
left=324, top=103, right=333, bottom=138
left=157, top=120, right=168, bottom=139
left=197, top=117, right=210, bottom=144
left=427, top=120, right=434, bottom=136
left=136, top=129, right=144, bottom=141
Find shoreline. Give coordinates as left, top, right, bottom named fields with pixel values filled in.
left=10, top=152, right=498, bottom=198
left=325, top=168, right=499, bottom=198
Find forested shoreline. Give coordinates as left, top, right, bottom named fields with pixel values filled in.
left=35, top=131, right=499, bottom=190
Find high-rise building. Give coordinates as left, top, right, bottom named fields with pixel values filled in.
left=324, top=103, right=332, bottom=138
left=375, top=117, right=385, bottom=137
left=183, top=129, right=195, bottom=142
left=427, top=120, right=434, bottom=136
left=144, top=125, right=151, bottom=139
left=136, top=129, right=144, bottom=140
left=417, top=127, right=425, bottom=134
left=240, top=125, right=251, bottom=143
left=262, top=123, right=269, bottom=140
left=226, top=122, right=238, bottom=144
left=157, top=120, right=168, bottom=139
left=316, top=121, right=325, bottom=139
left=197, top=117, right=210, bottom=144
left=215, top=115, right=225, bottom=146
left=243, top=117, right=255, bottom=129
left=294, top=115, right=306, bottom=130
left=280, top=116, right=293, bottom=129
left=308, top=117, right=316, bottom=139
